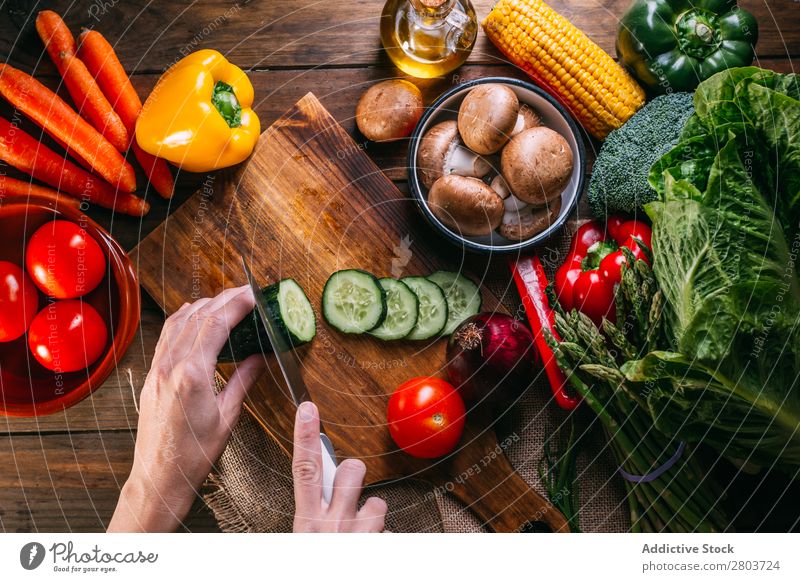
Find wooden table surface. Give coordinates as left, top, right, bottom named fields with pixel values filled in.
left=1, top=0, right=798, bottom=533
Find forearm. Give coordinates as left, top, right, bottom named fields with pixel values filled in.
left=108, top=471, right=197, bottom=533
left=107, top=287, right=262, bottom=533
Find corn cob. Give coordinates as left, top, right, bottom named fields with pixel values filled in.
left=482, top=0, right=645, bottom=139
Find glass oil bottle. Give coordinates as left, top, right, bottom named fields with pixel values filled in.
left=380, top=0, right=478, bottom=78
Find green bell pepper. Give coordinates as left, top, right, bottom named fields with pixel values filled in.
left=616, top=0, right=758, bottom=94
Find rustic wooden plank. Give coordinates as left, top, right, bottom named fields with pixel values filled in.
left=2, top=1, right=796, bottom=73
left=0, top=0, right=800, bottom=76
left=0, top=431, right=219, bottom=532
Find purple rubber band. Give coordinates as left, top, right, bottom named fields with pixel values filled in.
left=619, top=442, right=686, bottom=483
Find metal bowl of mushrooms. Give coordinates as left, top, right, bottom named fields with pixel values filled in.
left=408, top=77, right=586, bottom=254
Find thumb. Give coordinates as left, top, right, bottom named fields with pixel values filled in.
left=218, top=354, right=266, bottom=426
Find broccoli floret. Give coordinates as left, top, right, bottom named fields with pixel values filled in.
left=587, top=92, right=694, bottom=218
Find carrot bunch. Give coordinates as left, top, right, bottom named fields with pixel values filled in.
left=0, top=10, right=174, bottom=216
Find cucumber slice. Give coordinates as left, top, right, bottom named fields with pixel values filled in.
left=218, top=279, right=315, bottom=362
left=265, top=278, right=316, bottom=345
left=401, top=276, right=448, bottom=340
left=323, top=269, right=387, bottom=333
left=427, top=271, right=482, bottom=335
left=369, top=278, right=419, bottom=341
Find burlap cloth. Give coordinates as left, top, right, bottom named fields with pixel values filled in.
left=203, top=225, right=630, bottom=533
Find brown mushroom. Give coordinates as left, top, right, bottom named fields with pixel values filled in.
left=417, top=120, right=492, bottom=189
left=427, top=174, right=504, bottom=237
left=457, top=84, right=520, bottom=155
left=499, top=196, right=562, bottom=241
left=501, top=127, right=574, bottom=205
left=513, top=103, right=542, bottom=135
left=355, top=80, right=424, bottom=142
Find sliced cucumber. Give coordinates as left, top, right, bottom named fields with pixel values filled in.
left=218, top=307, right=267, bottom=363
left=401, top=276, right=448, bottom=340
left=369, top=278, right=419, bottom=341
left=323, top=270, right=386, bottom=333
left=265, top=278, right=316, bottom=345
left=427, top=271, right=482, bottom=335
left=218, top=279, right=315, bottom=362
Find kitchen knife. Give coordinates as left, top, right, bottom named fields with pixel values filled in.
left=240, top=256, right=337, bottom=504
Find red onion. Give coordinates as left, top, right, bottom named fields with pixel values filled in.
left=446, top=313, right=537, bottom=404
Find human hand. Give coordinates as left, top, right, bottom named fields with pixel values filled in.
left=292, top=401, right=387, bottom=532
left=109, top=286, right=266, bottom=532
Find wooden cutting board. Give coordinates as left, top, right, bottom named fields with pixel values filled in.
left=133, top=93, right=568, bottom=532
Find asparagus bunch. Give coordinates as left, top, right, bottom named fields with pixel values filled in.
left=547, top=249, right=729, bottom=532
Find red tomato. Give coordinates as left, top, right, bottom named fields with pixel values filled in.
left=28, top=300, right=108, bottom=372
left=26, top=220, right=106, bottom=299
left=573, top=270, right=616, bottom=325
left=0, top=261, right=39, bottom=342
left=387, top=377, right=466, bottom=459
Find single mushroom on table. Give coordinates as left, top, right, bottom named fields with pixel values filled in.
left=457, top=84, right=541, bottom=155
left=355, top=79, right=424, bottom=142
left=416, top=120, right=492, bottom=189
left=501, top=126, right=573, bottom=206
left=427, top=174, right=504, bottom=237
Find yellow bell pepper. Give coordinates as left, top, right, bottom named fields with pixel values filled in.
left=136, top=50, right=260, bottom=173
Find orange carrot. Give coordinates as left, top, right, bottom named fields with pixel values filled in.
left=0, top=116, right=148, bottom=216
left=131, top=142, right=175, bottom=198
left=78, top=28, right=174, bottom=198
left=77, top=30, right=140, bottom=133
left=58, top=52, right=130, bottom=154
left=0, top=64, right=137, bottom=193
left=0, top=175, right=81, bottom=210
left=35, top=10, right=76, bottom=54
left=35, top=11, right=129, bottom=153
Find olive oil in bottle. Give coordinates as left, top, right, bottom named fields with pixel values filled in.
left=380, top=0, right=478, bottom=78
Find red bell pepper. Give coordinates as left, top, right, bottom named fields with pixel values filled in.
left=555, top=216, right=652, bottom=326
left=511, top=255, right=580, bottom=410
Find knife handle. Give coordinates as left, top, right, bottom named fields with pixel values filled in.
left=319, top=433, right=337, bottom=505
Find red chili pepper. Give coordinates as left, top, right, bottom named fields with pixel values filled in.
left=555, top=216, right=652, bottom=326
left=511, top=255, right=580, bottom=410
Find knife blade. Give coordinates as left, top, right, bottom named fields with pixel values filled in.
left=240, top=255, right=337, bottom=504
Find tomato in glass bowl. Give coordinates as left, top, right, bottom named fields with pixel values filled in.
left=0, top=193, right=140, bottom=416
